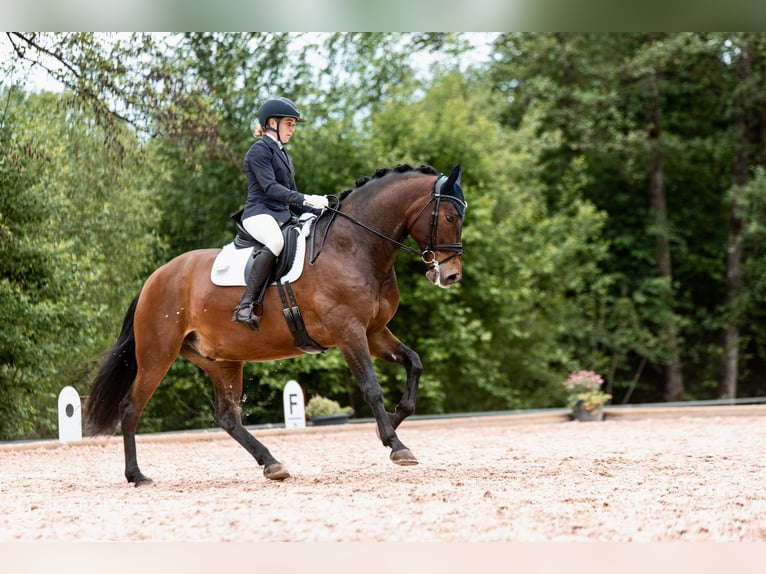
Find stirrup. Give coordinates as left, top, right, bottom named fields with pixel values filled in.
left=232, top=302, right=262, bottom=331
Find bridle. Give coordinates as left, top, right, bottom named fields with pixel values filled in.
left=415, top=174, right=466, bottom=269
left=309, top=174, right=465, bottom=270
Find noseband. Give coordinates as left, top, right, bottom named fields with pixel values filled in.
left=310, top=175, right=465, bottom=270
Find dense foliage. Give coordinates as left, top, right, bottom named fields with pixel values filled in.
left=2, top=33, right=765, bottom=440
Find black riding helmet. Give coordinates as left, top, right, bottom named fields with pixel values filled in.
left=258, top=97, right=306, bottom=126
left=258, top=97, right=306, bottom=143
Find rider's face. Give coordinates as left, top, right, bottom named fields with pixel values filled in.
left=272, top=117, right=297, bottom=143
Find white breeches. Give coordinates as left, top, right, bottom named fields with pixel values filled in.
left=242, top=214, right=284, bottom=256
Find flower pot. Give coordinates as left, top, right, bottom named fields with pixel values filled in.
left=572, top=403, right=604, bottom=422
left=310, top=413, right=351, bottom=426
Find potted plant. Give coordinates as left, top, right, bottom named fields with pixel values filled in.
left=562, top=370, right=611, bottom=422
left=305, top=395, right=354, bottom=426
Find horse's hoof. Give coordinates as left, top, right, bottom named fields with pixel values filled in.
left=390, top=448, right=419, bottom=466
left=264, top=463, right=290, bottom=481
left=132, top=474, right=154, bottom=487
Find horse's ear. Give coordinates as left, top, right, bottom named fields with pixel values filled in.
left=445, top=164, right=462, bottom=190
left=440, top=164, right=467, bottom=216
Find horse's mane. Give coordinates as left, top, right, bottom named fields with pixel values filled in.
left=338, top=163, right=438, bottom=202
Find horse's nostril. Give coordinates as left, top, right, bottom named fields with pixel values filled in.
left=446, top=273, right=461, bottom=284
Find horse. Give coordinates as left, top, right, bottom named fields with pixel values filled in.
left=85, top=163, right=466, bottom=485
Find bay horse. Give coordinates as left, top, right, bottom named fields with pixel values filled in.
left=85, top=163, right=466, bottom=485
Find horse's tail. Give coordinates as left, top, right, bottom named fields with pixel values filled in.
left=85, top=290, right=141, bottom=436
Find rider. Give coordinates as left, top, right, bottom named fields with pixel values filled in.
left=232, top=97, right=329, bottom=330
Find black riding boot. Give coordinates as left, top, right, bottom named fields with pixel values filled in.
left=232, top=248, right=277, bottom=330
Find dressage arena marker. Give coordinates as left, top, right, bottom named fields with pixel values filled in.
left=283, top=380, right=306, bottom=429
left=57, top=386, right=82, bottom=442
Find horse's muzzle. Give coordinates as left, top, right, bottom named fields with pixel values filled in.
left=426, top=266, right=462, bottom=289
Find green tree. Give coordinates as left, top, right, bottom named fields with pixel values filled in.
left=717, top=33, right=766, bottom=398
left=0, top=87, right=163, bottom=439
left=490, top=33, right=766, bottom=402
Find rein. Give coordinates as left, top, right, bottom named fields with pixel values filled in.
left=309, top=200, right=419, bottom=265
left=309, top=175, right=464, bottom=268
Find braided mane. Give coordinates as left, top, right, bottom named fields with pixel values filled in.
left=338, top=163, right=438, bottom=202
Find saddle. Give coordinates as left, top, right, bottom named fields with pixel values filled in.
left=214, top=210, right=326, bottom=355
left=230, top=209, right=301, bottom=281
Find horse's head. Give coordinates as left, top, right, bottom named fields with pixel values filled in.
left=412, top=164, right=466, bottom=289
left=322, top=163, right=465, bottom=288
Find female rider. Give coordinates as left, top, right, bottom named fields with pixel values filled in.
left=232, top=97, right=328, bottom=330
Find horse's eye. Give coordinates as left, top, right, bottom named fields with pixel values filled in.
left=445, top=215, right=456, bottom=223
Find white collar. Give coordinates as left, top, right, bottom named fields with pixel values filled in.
left=265, top=132, right=283, bottom=150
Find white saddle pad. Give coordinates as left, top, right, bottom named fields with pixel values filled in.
left=210, top=217, right=315, bottom=286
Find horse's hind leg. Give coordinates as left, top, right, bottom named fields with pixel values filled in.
left=120, top=356, right=177, bottom=486
left=192, top=357, right=289, bottom=480
left=119, top=294, right=190, bottom=486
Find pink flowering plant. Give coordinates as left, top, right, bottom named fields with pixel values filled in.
left=562, top=370, right=612, bottom=413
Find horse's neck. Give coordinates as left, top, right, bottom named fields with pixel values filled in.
left=331, top=177, right=430, bottom=270
left=352, top=178, right=429, bottom=235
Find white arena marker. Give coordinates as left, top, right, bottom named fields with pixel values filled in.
left=283, top=380, right=306, bottom=429
left=58, top=386, right=82, bottom=442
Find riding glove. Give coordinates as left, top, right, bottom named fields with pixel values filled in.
left=303, top=194, right=329, bottom=209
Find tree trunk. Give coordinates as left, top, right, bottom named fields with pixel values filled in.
left=647, top=72, right=684, bottom=402
left=720, top=38, right=753, bottom=399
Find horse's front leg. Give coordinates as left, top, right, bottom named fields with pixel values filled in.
left=369, top=327, right=423, bottom=431
left=339, top=338, right=418, bottom=466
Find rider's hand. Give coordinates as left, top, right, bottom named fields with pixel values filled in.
left=303, top=194, right=329, bottom=210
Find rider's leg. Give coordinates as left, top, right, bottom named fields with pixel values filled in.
left=232, top=215, right=284, bottom=330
